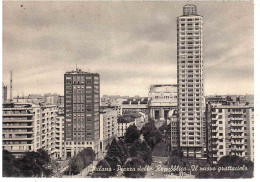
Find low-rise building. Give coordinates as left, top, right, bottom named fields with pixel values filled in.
left=117, top=115, right=137, bottom=137
left=121, top=97, right=149, bottom=115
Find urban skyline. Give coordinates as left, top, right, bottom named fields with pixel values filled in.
left=3, top=1, right=254, bottom=97
left=2, top=1, right=255, bottom=179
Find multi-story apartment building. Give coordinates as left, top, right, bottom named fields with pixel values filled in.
left=2, top=103, right=35, bottom=156
left=2, top=103, right=59, bottom=159
left=148, top=84, right=178, bottom=120
left=100, top=108, right=118, bottom=150
left=33, top=104, right=58, bottom=159
left=64, top=69, right=100, bottom=158
left=55, top=114, right=65, bottom=158
left=177, top=4, right=205, bottom=158
left=206, top=102, right=254, bottom=164
left=2, top=83, right=7, bottom=103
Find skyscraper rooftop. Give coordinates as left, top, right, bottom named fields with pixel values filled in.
left=183, top=4, right=197, bottom=16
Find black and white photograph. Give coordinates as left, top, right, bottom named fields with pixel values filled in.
left=1, top=0, right=256, bottom=179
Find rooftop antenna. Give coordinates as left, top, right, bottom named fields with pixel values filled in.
left=10, top=71, right=13, bottom=102
left=76, top=59, right=78, bottom=71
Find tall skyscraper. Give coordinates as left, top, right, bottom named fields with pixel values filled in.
left=64, top=69, right=100, bottom=157
left=177, top=5, right=205, bottom=158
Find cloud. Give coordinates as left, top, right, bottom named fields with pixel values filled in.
left=2, top=1, right=254, bottom=97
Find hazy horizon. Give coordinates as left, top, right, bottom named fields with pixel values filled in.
left=3, top=1, right=254, bottom=97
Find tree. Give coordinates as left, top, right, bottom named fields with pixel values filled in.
left=104, top=156, right=121, bottom=176
left=80, top=147, right=96, bottom=167
left=123, top=157, right=146, bottom=178
left=168, top=155, right=186, bottom=175
left=69, top=155, right=85, bottom=175
left=2, top=150, right=21, bottom=177
left=195, top=155, right=254, bottom=178
left=124, top=124, right=140, bottom=144
left=140, top=120, right=162, bottom=150
left=17, top=149, right=52, bottom=177
left=92, top=159, right=112, bottom=178
left=129, top=140, right=152, bottom=165
left=106, top=138, right=128, bottom=166
left=217, top=155, right=254, bottom=178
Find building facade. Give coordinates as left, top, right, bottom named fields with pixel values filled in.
left=55, top=114, right=65, bottom=158
left=33, top=104, right=58, bottom=159
left=64, top=69, right=100, bottom=158
left=2, top=103, right=35, bottom=156
left=100, top=108, right=118, bottom=150
left=2, top=103, right=59, bottom=159
left=121, top=97, right=149, bottom=115
left=2, top=83, right=7, bottom=103
left=148, top=84, right=178, bottom=120
left=117, top=116, right=136, bottom=137
left=170, top=110, right=180, bottom=148
left=206, top=100, right=254, bottom=164
left=177, top=4, right=205, bottom=158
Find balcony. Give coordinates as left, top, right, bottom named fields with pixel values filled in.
left=231, top=135, right=243, bottom=139
left=231, top=147, right=244, bottom=151
left=3, top=137, right=33, bottom=140
left=232, top=141, right=244, bottom=145
left=3, top=119, right=34, bottom=123
left=3, top=113, right=34, bottom=117
left=230, top=123, right=243, bottom=126
left=3, top=125, right=34, bottom=128
left=231, top=129, right=244, bottom=133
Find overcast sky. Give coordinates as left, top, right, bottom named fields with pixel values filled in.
left=3, top=1, right=254, bottom=97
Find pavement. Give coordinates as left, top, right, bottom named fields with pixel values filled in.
left=145, top=156, right=169, bottom=178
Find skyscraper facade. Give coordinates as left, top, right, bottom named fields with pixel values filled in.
left=64, top=69, right=100, bottom=157
left=177, top=5, right=205, bottom=158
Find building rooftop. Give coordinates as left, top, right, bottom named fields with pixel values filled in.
left=65, top=68, right=99, bottom=75
left=183, top=4, right=197, bottom=16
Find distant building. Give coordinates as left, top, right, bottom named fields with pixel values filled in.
left=148, top=84, right=178, bottom=120
left=44, top=93, right=59, bottom=105
left=57, top=95, right=64, bottom=107
left=121, top=97, right=149, bottom=115
left=170, top=110, right=180, bottom=148
left=64, top=69, right=100, bottom=158
left=100, top=108, right=118, bottom=150
left=117, top=115, right=137, bottom=137
left=2, top=83, right=7, bottom=103
left=13, top=95, right=45, bottom=105
left=206, top=101, right=254, bottom=164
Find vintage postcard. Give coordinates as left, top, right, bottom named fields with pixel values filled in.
left=2, top=0, right=255, bottom=179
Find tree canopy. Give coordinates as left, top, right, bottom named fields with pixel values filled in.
left=196, top=155, right=254, bottom=178
left=2, top=149, right=53, bottom=177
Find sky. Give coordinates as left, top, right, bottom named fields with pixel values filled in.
left=2, top=1, right=254, bottom=97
